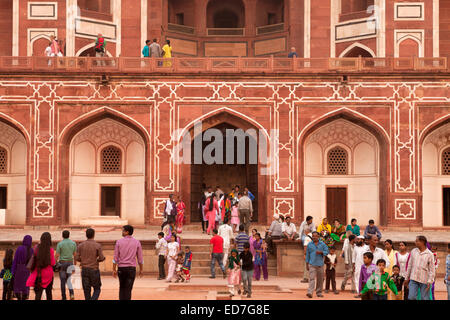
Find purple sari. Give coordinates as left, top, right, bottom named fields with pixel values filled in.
left=11, top=235, right=33, bottom=295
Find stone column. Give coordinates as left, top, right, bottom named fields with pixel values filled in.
left=245, top=0, right=256, bottom=37
left=194, top=0, right=207, bottom=35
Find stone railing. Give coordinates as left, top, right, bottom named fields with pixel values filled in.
left=256, top=23, right=285, bottom=35
left=0, top=56, right=447, bottom=74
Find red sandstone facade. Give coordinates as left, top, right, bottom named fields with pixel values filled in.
left=0, top=0, right=450, bottom=228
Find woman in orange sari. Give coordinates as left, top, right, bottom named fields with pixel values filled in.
left=176, top=195, right=186, bottom=234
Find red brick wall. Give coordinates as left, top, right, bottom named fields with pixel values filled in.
left=310, top=0, right=330, bottom=58
left=121, top=0, right=142, bottom=57
left=440, top=0, right=450, bottom=58
left=0, top=1, right=12, bottom=56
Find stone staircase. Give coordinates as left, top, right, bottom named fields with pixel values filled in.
left=182, top=238, right=277, bottom=277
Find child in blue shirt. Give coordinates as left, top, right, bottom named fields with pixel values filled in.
left=1, top=249, right=14, bottom=300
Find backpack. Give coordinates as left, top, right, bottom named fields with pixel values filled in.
left=95, top=38, right=105, bottom=52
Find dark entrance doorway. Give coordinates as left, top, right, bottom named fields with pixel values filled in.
left=326, top=187, right=347, bottom=225
left=190, top=123, right=258, bottom=222
left=101, top=186, right=121, bottom=216
left=0, top=187, right=6, bottom=209
left=443, top=187, right=450, bottom=226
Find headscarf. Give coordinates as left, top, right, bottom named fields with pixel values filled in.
left=11, top=235, right=33, bottom=275
left=228, top=249, right=240, bottom=269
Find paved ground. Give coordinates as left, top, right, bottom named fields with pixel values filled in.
left=4, top=275, right=448, bottom=300
left=1, top=227, right=450, bottom=243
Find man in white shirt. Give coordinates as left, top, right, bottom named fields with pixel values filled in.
left=281, top=216, right=298, bottom=240
left=218, top=218, right=234, bottom=265
left=164, top=194, right=176, bottom=228
left=155, top=232, right=168, bottom=280
left=301, top=226, right=313, bottom=283
left=352, top=235, right=369, bottom=296
left=215, top=186, right=224, bottom=201
left=352, top=234, right=390, bottom=296
left=204, top=186, right=213, bottom=199
left=299, top=216, right=316, bottom=243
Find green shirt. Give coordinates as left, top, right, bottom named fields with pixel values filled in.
left=56, top=238, right=77, bottom=262
left=361, top=271, right=398, bottom=296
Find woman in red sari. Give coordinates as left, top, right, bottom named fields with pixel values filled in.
left=176, top=195, right=186, bottom=233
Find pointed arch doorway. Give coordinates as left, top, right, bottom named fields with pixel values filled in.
left=179, top=111, right=268, bottom=225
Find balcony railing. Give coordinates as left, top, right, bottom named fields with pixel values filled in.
left=167, top=23, right=195, bottom=35
left=256, top=23, right=285, bottom=35
left=207, top=28, right=245, bottom=36
left=0, top=56, right=448, bottom=74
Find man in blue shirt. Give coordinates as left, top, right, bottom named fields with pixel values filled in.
left=305, top=231, right=329, bottom=298
left=363, top=219, right=382, bottom=240
left=235, top=224, right=250, bottom=253
left=288, top=47, right=299, bottom=58
left=244, top=187, right=255, bottom=201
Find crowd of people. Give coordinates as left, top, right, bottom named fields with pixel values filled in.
left=1, top=214, right=449, bottom=300
left=43, top=34, right=174, bottom=68
left=0, top=226, right=143, bottom=301
left=282, top=215, right=446, bottom=301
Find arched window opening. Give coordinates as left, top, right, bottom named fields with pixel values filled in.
left=442, top=147, right=450, bottom=175
left=328, top=146, right=348, bottom=175
left=101, top=145, right=122, bottom=174
left=0, top=147, right=7, bottom=174
left=168, top=0, right=195, bottom=27
left=207, top=0, right=245, bottom=28
left=256, top=0, right=284, bottom=27
left=343, top=46, right=373, bottom=58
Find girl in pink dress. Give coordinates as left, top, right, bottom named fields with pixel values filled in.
left=227, top=249, right=241, bottom=296
left=230, top=204, right=240, bottom=233
left=26, top=232, right=55, bottom=300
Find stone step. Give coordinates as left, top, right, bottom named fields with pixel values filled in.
left=167, top=284, right=282, bottom=291
left=192, top=259, right=276, bottom=268
left=79, top=216, right=129, bottom=226
left=189, top=266, right=277, bottom=276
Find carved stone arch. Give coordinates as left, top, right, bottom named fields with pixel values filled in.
left=59, top=111, right=150, bottom=224
left=299, top=111, right=389, bottom=225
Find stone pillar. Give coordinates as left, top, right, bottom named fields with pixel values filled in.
left=245, top=0, right=256, bottom=37
left=12, top=0, right=19, bottom=56
left=289, top=0, right=304, bottom=57
left=195, top=0, right=207, bottom=36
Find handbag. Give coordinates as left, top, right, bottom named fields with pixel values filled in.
left=26, top=253, right=35, bottom=271
left=53, top=262, right=62, bottom=273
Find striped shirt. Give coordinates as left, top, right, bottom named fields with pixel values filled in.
left=405, top=248, right=435, bottom=284
left=235, top=232, right=250, bottom=253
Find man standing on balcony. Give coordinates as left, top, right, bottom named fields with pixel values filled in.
left=288, top=47, right=298, bottom=58
left=149, top=38, right=162, bottom=58
left=94, top=33, right=106, bottom=66
left=142, top=40, right=150, bottom=57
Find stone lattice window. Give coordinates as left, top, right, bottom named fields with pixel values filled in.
left=442, top=148, right=450, bottom=175
left=101, top=146, right=122, bottom=174
left=327, top=146, right=348, bottom=175
left=0, top=147, right=7, bottom=174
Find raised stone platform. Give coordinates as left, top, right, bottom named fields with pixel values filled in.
left=79, top=216, right=129, bottom=226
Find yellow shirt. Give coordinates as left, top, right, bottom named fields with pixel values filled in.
left=385, top=249, right=397, bottom=275
left=317, top=223, right=331, bottom=234
left=162, top=44, right=172, bottom=58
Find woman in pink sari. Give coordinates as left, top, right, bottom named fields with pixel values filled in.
left=176, top=195, right=186, bottom=234
left=204, top=194, right=219, bottom=235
